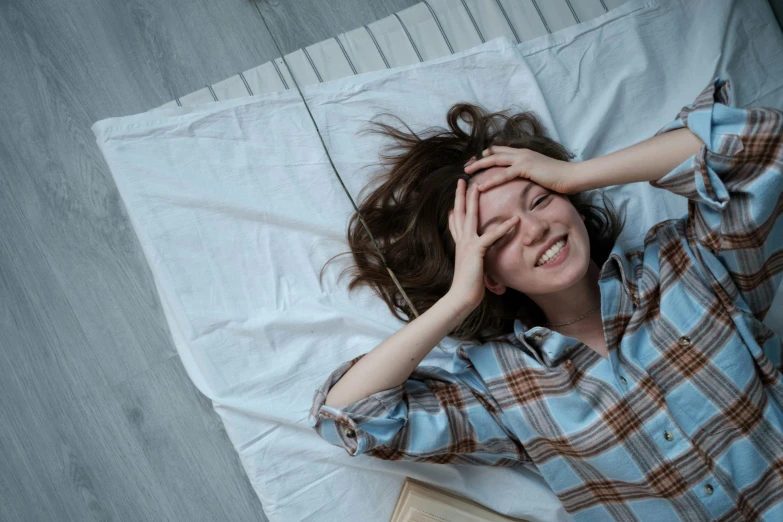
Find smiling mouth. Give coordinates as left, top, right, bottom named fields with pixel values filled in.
left=535, top=235, right=568, bottom=267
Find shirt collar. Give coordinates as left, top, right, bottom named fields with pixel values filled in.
left=600, top=239, right=643, bottom=303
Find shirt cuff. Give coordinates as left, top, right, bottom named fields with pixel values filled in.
left=650, top=77, right=745, bottom=215
left=309, top=353, right=405, bottom=456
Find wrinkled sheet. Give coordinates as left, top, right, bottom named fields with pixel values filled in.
left=91, top=0, right=783, bottom=520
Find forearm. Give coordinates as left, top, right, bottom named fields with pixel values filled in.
left=572, top=127, right=704, bottom=192
left=324, top=293, right=472, bottom=409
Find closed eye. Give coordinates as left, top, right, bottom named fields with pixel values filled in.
left=532, top=194, right=549, bottom=208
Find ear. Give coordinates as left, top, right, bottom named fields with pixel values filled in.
left=581, top=214, right=586, bottom=220
left=483, top=272, right=507, bottom=296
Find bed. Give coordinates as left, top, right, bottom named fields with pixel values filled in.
left=91, top=0, right=783, bottom=521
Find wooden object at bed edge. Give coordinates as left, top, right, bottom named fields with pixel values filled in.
left=390, top=477, right=529, bottom=522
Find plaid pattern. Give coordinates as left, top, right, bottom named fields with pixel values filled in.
left=309, top=77, right=783, bottom=521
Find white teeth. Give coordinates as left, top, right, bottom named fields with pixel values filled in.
left=537, top=238, right=566, bottom=266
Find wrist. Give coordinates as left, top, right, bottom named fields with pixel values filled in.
left=570, top=160, right=604, bottom=193
left=570, top=128, right=703, bottom=193
left=441, top=292, right=476, bottom=322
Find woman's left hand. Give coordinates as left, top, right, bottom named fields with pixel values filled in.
left=463, top=145, right=579, bottom=195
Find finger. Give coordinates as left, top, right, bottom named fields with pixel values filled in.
left=448, top=211, right=457, bottom=241
left=476, top=166, right=519, bottom=192
left=464, top=181, right=479, bottom=234
left=481, top=145, right=520, bottom=156
left=480, top=216, right=519, bottom=245
left=454, top=179, right=465, bottom=231
left=470, top=145, right=522, bottom=167
left=463, top=152, right=516, bottom=174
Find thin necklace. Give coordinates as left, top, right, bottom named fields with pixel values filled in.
left=544, top=303, right=601, bottom=327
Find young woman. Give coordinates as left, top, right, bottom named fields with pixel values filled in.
left=309, top=77, right=783, bottom=521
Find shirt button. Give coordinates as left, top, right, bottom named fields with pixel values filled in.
left=533, top=333, right=543, bottom=341
left=704, top=484, right=714, bottom=495
left=679, top=336, right=691, bottom=346
left=345, top=428, right=356, bottom=438
left=632, top=291, right=639, bottom=299
left=664, top=431, right=674, bottom=441
left=619, top=376, right=627, bottom=385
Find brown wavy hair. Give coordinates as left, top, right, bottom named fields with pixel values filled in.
left=320, top=103, right=626, bottom=346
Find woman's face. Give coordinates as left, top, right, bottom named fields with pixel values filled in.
left=470, top=167, right=591, bottom=297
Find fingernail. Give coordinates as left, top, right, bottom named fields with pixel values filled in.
left=477, top=184, right=484, bottom=190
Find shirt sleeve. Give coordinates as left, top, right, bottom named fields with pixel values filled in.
left=650, top=76, right=783, bottom=324
left=308, top=350, right=531, bottom=466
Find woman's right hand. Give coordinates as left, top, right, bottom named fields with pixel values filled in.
left=446, top=178, right=519, bottom=312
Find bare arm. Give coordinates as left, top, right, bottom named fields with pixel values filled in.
left=571, top=127, right=704, bottom=192
left=324, top=292, right=474, bottom=409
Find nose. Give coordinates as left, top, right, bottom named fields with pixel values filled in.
left=518, top=215, right=548, bottom=246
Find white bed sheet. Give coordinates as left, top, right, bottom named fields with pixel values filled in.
left=91, top=0, right=783, bottom=520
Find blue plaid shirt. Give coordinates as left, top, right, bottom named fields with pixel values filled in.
left=310, top=77, right=783, bottom=521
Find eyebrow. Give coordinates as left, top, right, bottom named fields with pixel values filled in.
left=477, top=182, right=536, bottom=235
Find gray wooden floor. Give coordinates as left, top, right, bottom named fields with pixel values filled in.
left=3, top=0, right=783, bottom=521
left=0, top=0, right=419, bottom=520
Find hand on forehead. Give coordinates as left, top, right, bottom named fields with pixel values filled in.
left=468, top=165, right=507, bottom=188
